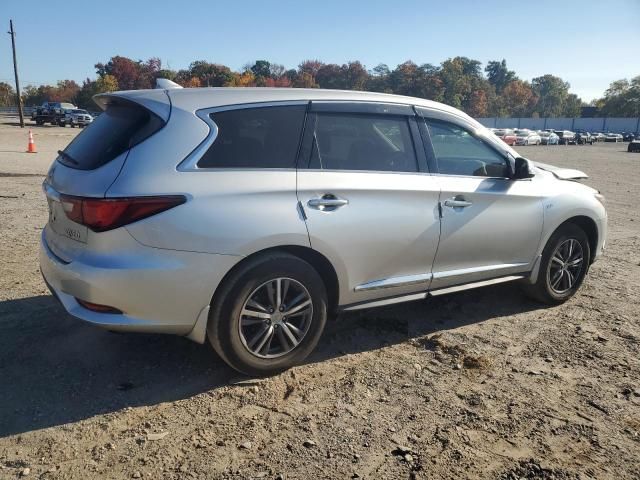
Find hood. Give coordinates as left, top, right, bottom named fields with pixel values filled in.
left=532, top=161, right=588, bottom=180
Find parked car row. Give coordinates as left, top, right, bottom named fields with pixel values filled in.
left=489, top=127, right=638, bottom=146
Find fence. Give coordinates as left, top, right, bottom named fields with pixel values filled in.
left=477, top=117, right=640, bottom=132
left=0, top=106, right=36, bottom=116
left=0, top=106, right=101, bottom=117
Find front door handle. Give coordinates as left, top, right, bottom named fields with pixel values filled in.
left=443, top=198, right=473, bottom=208
left=307, top=195, right=349, bottom=210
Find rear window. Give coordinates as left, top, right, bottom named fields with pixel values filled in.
left=59, top=102, right=164, bottom=170
left=197, top=105, right=306, bottom=169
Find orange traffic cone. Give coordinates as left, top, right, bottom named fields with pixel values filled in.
left=26, top=129, right=37, bottom=153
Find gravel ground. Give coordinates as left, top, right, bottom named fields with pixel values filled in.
left=0, top=119, right=638, bottom=479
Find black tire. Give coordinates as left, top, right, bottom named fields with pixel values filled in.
left=522, top=223, right=590, bottom=304
left=207, top=253, right=328, bottom=376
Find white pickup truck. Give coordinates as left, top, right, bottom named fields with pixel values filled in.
left=62, top=109, right=94, bottom=128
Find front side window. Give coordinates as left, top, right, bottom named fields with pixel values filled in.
left=197, top=105, right=306, bottom=168
left=425, top=120, right=509, bottom=177
left=309, top=113, right=418, bottom=172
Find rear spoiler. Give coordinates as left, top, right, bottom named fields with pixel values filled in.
left=92, top=89, right=171, bottom=122
left=532, top=161, right=588, bottom=180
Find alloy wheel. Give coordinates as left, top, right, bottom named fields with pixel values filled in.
left=547, top=239, right=584, bottom=294
left=238, top=277, right=313, bottom=359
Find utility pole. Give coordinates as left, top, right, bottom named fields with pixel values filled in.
left=8, top=20, right=25, bottom=128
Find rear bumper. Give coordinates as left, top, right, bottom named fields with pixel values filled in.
left=39, top=228, right=240, bottom=338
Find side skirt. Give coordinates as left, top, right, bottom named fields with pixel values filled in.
left=341, top=274, right=527, bottom=312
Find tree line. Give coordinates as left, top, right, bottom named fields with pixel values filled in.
left=0, top=56, right=638, bottom=117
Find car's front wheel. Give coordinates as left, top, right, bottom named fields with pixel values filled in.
left=522, top=223, right=590, bottom=304
left=207, top=253, right=328, bottom=376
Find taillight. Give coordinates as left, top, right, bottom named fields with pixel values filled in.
left=59, top=195, right=185, bottom=232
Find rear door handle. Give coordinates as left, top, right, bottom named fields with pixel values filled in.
left=307, top=195, right=349, bottom=210
left=443, top=198, right=473, bottom=208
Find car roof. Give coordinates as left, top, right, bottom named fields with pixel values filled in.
left=95, top=86, right=475, bottom=123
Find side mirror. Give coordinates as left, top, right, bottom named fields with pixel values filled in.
left=513, top=157, right=535, bottom=179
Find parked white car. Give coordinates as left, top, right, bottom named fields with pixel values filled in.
left=605, top=132, right=623, bottom=142
left=515, top=130, right=542, bottom=146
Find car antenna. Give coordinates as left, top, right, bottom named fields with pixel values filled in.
left=155, top=78, right=183, bottom=90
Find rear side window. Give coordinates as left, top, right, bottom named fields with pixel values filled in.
left=425, top=120, right=509, bottom=177
left=197, top=105, right=306, bottom=168
left=308, top=113, right=418, bottom=172
left=60, top=102, right=164, bottom=170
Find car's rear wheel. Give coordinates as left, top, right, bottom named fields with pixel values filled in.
left=207, top=253, right=328, bottom=376
left=522, top=223, right=590, bottom=304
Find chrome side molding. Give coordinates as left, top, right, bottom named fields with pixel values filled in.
left=431, top=263, right=529, bottom=280
left=354, top=273, right=432, bottom=292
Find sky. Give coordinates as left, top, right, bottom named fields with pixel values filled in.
left=2, top=0, right=639, bottom=101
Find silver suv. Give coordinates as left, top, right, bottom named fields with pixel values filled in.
left=40, top=86, right=607, bottom=375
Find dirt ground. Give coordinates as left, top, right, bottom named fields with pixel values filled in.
left=0, top=119, right=638, bottom=480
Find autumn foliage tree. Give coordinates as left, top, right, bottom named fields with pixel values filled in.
left=596, top=76, right=640, bottom=117
left=19, top=55, right=604, bottom=117
left=0, top=82, right=16, bottom=106
left=95, top=56, right=161, bottom=90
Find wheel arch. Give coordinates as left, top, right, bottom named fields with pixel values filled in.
left=563, top=215, right=598, bottom=264
left=528, top=213, right=600, bottom=286
left=211, top=245, right=340, bottom=315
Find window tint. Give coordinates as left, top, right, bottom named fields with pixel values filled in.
left=425, top=120, right=509, bottom=177
left=60, top=103, right=163, bottom=170
left=309, top=113, right=418, bottom=172
left=198, top=105, right=306, bottom=168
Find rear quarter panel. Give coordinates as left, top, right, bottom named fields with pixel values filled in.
left=107, top=107, right=310, bottom=255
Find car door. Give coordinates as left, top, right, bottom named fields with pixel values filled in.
left=296, top=102, right=441, bottom=307
left=416, top=109, right=544, bottom=289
